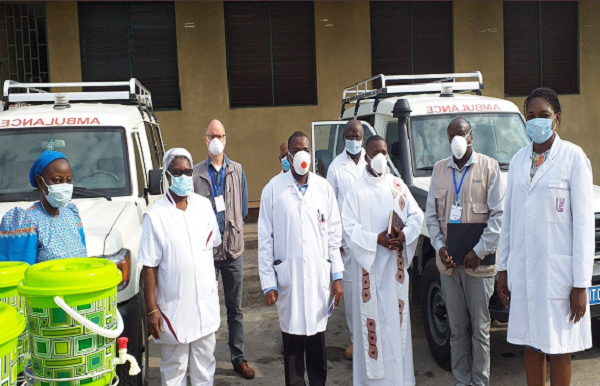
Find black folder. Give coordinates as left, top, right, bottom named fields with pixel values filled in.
left=447, top=223, right=496, bottom=266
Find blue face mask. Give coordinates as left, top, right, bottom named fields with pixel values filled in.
left=345, top=139, right=362, bottom=155
left=168, top=173, right=194, bottom=197
left=526, top=118, right=555, bottom=144
left=281, top=157, right=290, bottom=172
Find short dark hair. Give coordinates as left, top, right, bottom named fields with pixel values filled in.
left=448, top=117, right=471, bottom=130
left=288, top=131, right=309, bottom=147
left=524, top=87, right=561, bottom=115
left=365, top=135, right=385, bottom=151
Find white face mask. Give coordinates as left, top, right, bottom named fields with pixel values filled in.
left=208, top=138, right=225, bottom=156
left=367, top=153, right=388, bottom=177
left=450, top=131, right=472, bottom=160
left=289, top=150, right=311, bottom=176
left=41, top=178, right=73, bottom=208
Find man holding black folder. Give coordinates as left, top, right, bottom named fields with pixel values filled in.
left=425, top=118, right=505, bottom=386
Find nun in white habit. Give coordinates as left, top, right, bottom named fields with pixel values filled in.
left=139, top=148, right=222, bottom=386
left=342, top=136, right=423, bottom=386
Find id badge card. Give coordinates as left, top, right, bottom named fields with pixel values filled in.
left=449, top=204, right=462, bottom=224
left=215, top=195, right=226, bottom=213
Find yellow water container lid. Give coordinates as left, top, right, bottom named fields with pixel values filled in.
left=0, top=262, right=29, bottom=288
left=0, top=302, right=25, bottom=346
left=18, top=258, right=121, bottom=297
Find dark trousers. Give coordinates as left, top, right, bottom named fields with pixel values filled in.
left=282, top=331, right=327, bottom=386
left=214, top=255, right=245, bottom=367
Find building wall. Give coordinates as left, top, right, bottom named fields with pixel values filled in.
left=44, top=1, right=600, bottom=200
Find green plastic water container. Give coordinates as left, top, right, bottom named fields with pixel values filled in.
left=18, top=258, right=122, bottom=386
left=0, top=302, right=26, bottom=386
left=0, top=262, right=30, bottom=373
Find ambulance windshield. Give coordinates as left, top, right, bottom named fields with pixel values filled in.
left=407, top=113, right=529, bottom=177
left=0, top=127, right=130, bottom=201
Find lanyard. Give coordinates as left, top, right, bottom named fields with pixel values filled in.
left=209, top=167, right=225, bottom=198
left=452, top=165, right=470, bottom=205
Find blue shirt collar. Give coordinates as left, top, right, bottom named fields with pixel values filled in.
left=208, top=154, right=231, bottom=171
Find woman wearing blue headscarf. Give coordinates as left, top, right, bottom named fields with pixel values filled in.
left=0, top=151, right=86, bottom=264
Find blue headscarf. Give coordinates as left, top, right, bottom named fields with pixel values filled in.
left=29, top=151, right=68, bottom=188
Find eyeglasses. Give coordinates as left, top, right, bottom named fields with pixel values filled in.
left=207, top=134, right=226, bottom=141
left=168, top=169, right=193, bottom=177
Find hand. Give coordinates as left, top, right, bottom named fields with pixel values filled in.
left=331, top=280, right=344, bottom=308
left=463, top=250, right=481, bottom=269
left=569, top=287, right=587, bottom=323
left=439, top=247, right=456, bottom=269
left=497, top=271, right=510, bottom=309
left=377, top=230, right=402, bottom=251
left=264, top=289, right=279, bottom=307
left=340, top=247, right=346, bottom=256
left=147, top=310, right=163, bottom=340
left=393, top=227, right=406, bottom=245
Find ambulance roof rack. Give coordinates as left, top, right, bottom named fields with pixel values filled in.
left=2, top=78, right=154, bottom=117
left=342, top=71, right=484, bottom=105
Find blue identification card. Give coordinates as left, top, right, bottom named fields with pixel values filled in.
left=449, top=204, right=462, bottom=224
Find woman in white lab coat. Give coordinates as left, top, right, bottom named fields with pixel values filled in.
left=497, top=88, right=594, bottom=386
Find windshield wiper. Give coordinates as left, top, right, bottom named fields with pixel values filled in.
left=72, top=187, right=112, bottom=201
left=416, top=166, right=434, bottom=171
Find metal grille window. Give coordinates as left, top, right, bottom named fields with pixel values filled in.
left=504, top=2, right=578, bottom=96
left=370, top=2, right=453, bottom=77
left=78, top=1, right=181, bottom=110
left=0, top=2, right=49, bottom=93
left=225, top=2, right=317, bottom=108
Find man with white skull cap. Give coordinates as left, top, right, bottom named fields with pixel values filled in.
left=425, top=119, right=505, bottom=386
left=139, top=147, right=222, bottom=386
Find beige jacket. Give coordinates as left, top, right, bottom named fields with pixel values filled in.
left=432, top=152, right=499, bottom=277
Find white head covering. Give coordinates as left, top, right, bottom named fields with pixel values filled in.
left=163, top=148, right=194, bottom=173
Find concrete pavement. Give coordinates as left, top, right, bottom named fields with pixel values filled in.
left=148, top=241, right=600, bottom=385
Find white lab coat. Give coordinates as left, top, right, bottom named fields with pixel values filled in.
left=342, top=171, right=422, bottom=385
left=139, top=192, right=222, bottom=345
left=327, top=149, right=368, bottom=275
left=258, top=171, right=344, bottom=335
left=498, top=135, right=594, bottom=354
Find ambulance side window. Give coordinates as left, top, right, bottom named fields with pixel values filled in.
left=132, top=133, right=147, bottom=197
left=145, top=123, right=161, bottom=169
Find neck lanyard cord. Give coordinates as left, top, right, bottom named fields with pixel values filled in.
left=209, top=167, right=225, bottom=198
left=452, top=165, right=470, bottom=206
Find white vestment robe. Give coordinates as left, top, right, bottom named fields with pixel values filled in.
left=342, top=171, right=423, bottom=386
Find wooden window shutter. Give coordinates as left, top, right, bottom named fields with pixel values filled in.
left=225, top=2, right=273, bottom=108
left=79, top=2, right=130, bottom=83
left=541, top=2, right=578, bottom=94
left=503, top=2, right=540, bottom=96
left=129, top=2, right=180, bottom=109
left=370, top=2, right=411, bottom=77
left=79, top=2, right=181, bottom=110
left=411, top=2, right=453, bottom=75
left=271, top=2, right=316, bottom=106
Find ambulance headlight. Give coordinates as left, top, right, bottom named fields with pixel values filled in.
left=103, top=248, right=131, bottom=291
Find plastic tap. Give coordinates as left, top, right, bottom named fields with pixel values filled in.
left=114, top=337, right=141, bottom=376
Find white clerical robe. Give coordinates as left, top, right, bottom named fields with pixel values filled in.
left=342, top=171, right=423, bottom=386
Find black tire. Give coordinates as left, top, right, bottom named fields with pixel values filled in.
left=592, top=317, right=600, bottom=347
left=421, top=258, right=451, bottom=371
left=116, top=290, right=149, bottom=386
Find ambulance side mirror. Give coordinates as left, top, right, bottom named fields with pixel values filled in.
left=146, top=169, right=163, bottom=196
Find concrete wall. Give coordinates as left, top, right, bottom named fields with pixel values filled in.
left=156, top=1, right=372, bottom=200
left=44, top=1, right=600, bottom=197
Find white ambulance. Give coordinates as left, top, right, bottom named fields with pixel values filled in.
left=0, top=79, right=166, bottom=386
left=311, top=72, right=600, bottom=370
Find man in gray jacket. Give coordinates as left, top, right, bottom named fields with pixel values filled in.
left=193, top=119, right=254, bottom=379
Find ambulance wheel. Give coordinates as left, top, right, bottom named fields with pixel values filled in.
left=592, top=317, right=600, bottom=347
left=116, top=291, right=149, bottom=386
left=421, top=259, right=452, bottom=371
